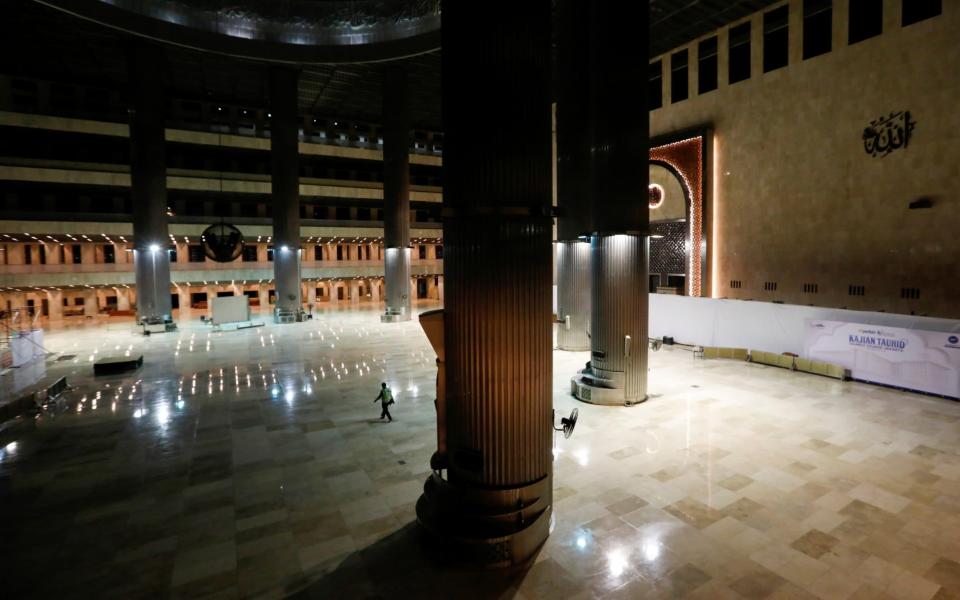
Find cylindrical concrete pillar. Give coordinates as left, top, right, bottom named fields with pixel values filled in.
left=177, top=287, right=190, bottom=314
left=381, top=66, right=412, bottom=322
left=83, top=290, right=98, bottom=317
left=555, top=0, right=595, bottom=352
left=416, top=0, right=553, bottom=568
left=128, top=41, right=173, bottom=324
left=589, top=235, right=649, bottom=402
left=46, top=244, right=61, bottom=265
left=569, top=2, right=650, bottom=407
left=7, top=244, right=24, bottom=265
left=269, top=67, right=302, bottom=320
left=257, top=285, right=269, bottom=313
left=556, top=240, right=591, bottom=351
left=330, top=281, right=340, bottom=304
left=46, top=290, right=63, bottom=321
left=9, top=292, right=26, bottom=313
left=383, top=248, right=411, bottom=318
left=116, top=288, right=131, bottom=311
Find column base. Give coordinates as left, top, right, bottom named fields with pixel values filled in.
left=142, top=322, right=178, bottom=335
left=415, top=473, right=551, bottom=569
left=380, top=312, right=411, bottom=323
left=273, top=308, right=305, bottom=324
left=571, top=368, right=647, bottom=406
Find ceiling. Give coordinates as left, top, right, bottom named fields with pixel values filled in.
left=2, top=0, right=782, bottom=131
left=649, top=0, right=782, bottom=57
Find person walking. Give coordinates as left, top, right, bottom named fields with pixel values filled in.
left=374, top=382, right=394, bottom=422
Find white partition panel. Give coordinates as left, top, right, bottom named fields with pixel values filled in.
left=649, top=294, right=960, bottom=355
left=210, top=296, right=250, bottom=326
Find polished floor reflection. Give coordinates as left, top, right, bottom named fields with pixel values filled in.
left=1, top=305, right=959, bottom=599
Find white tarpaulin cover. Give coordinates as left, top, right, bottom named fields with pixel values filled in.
left=11, top=329, right=44, bottom=367
left=210, top=296, right=250, bottom=326
left=646, top=294, right=960, bottom=397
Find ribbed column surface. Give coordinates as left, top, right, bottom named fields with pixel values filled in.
left=590, top=234, right=649, bottom=402
left=269, top=67, right=302, bottom=313
left=442, top=0, right=553, bottom=489
left=128, top=42, right=172, bottom=321
left=556, top=0, right=594, bottom=242
left=383, top=248, right=411, bottom=318
left=382, top=66, right=411, bottom=250
left=556, top=240, right=591, bottom=351
left=445, top=218, right=553, bottom=487
left=585, top=2, right=649, bottom=236
left=382, top=66, right=411, bottom=318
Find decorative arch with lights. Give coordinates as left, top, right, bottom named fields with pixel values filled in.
left=650, top=132, right=708, bottom=297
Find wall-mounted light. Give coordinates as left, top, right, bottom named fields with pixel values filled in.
left=280, top=245, right=290, bottom=253
left=149, top=244, right=160, bottom=253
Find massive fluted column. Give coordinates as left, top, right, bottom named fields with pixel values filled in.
left=128, top=42, right=173, bottom=324
left=415, top=1, right=553, bottom=568
left=556, top=241, right=591, bottom=350
left=571, top=2, right=651, bottom=406
left=269, top=67, right=302, bottom=321
left=381, top=66, right=412, bottom=322
left=555, top=0, right=594, bottom=351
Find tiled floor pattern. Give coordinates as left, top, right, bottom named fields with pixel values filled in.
left=0, top=304, right=958, bottom=599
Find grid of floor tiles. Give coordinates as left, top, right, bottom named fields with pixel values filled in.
left=0, top=307, right=958, bottom=599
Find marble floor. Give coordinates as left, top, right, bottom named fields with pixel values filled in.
left=1, top=304, right=959, bottom=599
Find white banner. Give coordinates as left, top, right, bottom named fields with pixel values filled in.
left=804, top=320, right=960, bottom=399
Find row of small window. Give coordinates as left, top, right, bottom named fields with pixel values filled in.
left=650, top=0, right=942, bottom=108
left=0, top=194, right=440, bottom=224
left=184, top=244, right=442, bottom=263
left=731, top=280, right=922, bottom=299
left=6, top=79, right=443, bottom=151
left=5, top=244, right=113, bottom=265
left=1, top=243, right=442, bottom=265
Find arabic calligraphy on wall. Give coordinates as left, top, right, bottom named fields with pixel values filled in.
left=863, top=111, right=915, bottom=158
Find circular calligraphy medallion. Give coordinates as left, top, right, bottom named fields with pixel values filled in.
left=648, top=183, right=664, bottom=209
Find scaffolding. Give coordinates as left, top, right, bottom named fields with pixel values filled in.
left=0, top=308, right=23, bottom=368
left=1, top=308, right=46, bottom=368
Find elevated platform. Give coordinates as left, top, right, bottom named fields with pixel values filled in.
left=93, top=354, right=143, bottom=375
left=571, top=369, right=647, bottom=406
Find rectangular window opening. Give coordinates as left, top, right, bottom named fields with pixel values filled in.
left=648, top=60, right=663, bottom=110
left=670, top=49, right=689, bottom=103
left=698, top=37, right=718, bottom=94
left=902, top=0, right=941, bottom=26
left=803, top=0, right=833, bottom=60
left=849, top=0, right=883, bottom=44
left=729, top=22, right=752, bottom=84
left=188, top=245, right=205, bottom=263
left=764, top=6, right=790, bottom=73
